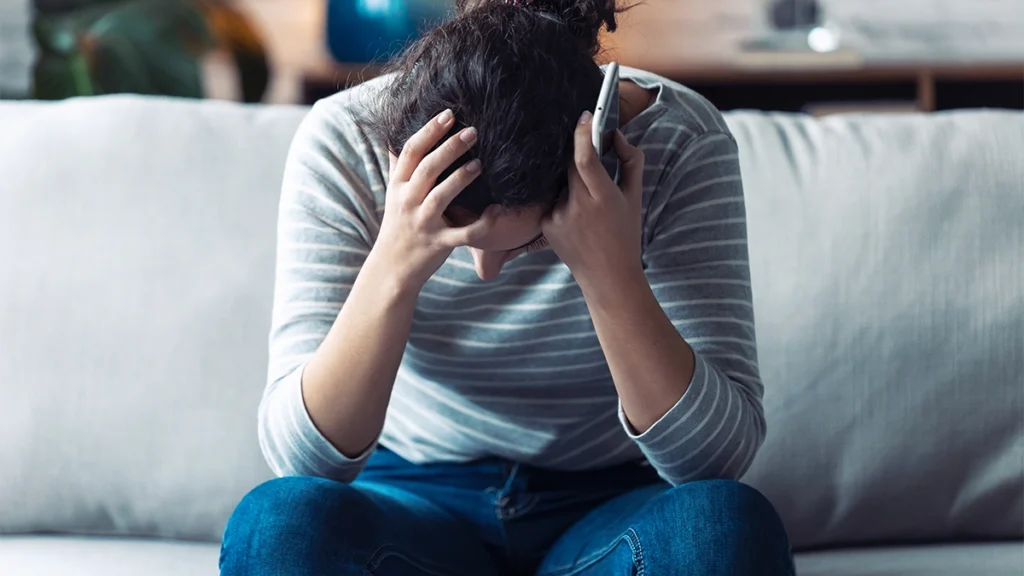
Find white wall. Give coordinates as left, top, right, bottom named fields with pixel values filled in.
left=0, top=0, right=34, bottom=98
left=824, top=0, right=1024, bottom=60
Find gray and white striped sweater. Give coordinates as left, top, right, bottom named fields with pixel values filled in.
left=259, top=66, right=765, bottom=485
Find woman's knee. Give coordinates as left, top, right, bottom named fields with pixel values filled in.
left=634, top=480, right=793, bottom=575
left=671, top=479, right=784, bottom=526
left=220, top=476, right=373, bottom=574
left=227, top=475, right=369, bottom=534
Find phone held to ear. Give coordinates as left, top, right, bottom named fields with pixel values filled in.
left=592, top=61, right=621, bottom=183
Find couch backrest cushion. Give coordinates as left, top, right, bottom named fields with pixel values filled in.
left=1, top=98, right=1021, bottom=548
left=0, top=97, right=306, bottom=541
left=726, top=110, right=1023, bottom=548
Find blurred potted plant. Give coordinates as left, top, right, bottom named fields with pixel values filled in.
left=32, top=0, right=269, bottom=102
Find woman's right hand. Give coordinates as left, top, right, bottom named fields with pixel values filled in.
left=374, top=109, right=496, bottom=289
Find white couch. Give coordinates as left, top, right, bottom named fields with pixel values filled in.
left=1, top=96, right=1021, bottom=575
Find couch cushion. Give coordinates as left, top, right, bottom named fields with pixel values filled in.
left=0, top=97, right=307, bottom=540
left=0, top=536, right=219, bottom=576
left=1, top=97, right=1021, bottom=549
left=795, top=542, right=1024, bottom=576
left=2, top=536, right=1019, bottom=576
left=726, top=110, right=1024, bottom=548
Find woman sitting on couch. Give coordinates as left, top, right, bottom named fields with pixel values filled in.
left=220, top=0, right=794, bottom=574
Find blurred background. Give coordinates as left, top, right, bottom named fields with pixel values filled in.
left=1, top=0, right=1022, bottom=111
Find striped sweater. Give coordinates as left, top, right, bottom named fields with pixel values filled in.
left=259, top=66, right=765, bottom=485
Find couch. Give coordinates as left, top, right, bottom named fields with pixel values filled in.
left=0, top=96, right=1021, bottom=575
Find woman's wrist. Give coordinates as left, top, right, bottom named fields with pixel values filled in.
left=575, top=262, right=647, bottom=305
left=363, top=243, right=431, bottom=304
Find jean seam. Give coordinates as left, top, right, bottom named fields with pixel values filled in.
left=536, top=532, right=634, bottom=576
left=625, top=528, right=644, bottom=576
left=366, top=543, right=470, bottom=576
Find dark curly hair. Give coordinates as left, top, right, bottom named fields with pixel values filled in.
left=363, top=0, right=626, bottom=215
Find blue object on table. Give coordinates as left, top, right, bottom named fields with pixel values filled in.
left=326, top=0, right=453, bottom=63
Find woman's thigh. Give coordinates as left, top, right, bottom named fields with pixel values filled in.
left=536, top=479, right=794, bottom=576
left=219, top=475, right=498, bottom=576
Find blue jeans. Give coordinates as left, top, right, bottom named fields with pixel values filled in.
left=221, top=449, right=793, bottom=575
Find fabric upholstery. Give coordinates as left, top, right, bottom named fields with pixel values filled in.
left=0, top=536, right=220, bottom=576
left=795, top=542, right=1024, bottom=576
left=0, top=97, right=306, bottom=541
left=2, top=536, right=1020, bottom=576
left=726, top=111, right=1024, bottom=548
left=0, top=97, right=1021, bottom=553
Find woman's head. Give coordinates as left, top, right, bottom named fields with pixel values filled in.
left=368, top=0, right=621, bottom=217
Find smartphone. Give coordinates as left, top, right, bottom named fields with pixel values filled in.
left=592, top=62, right=621, bottom=183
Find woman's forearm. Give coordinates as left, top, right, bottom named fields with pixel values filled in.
left=301, top=247, right=421, bottom=458
left=578, top=269, right=696, bottom=434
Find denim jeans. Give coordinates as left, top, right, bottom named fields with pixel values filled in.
left=220, top=448, right=794, bottom=575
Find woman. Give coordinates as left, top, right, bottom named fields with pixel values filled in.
left=221, top=0, right=794, bottom=574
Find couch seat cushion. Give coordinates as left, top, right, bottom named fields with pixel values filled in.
left=0, top=536, right=220, bottom=576
left=795, top=541, right=1024, bottom=576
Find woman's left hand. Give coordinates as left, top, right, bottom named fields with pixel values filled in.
left=542, top=111, right=646, bottom=288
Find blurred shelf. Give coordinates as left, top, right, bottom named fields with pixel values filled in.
left=300, top=0, right=1024, bottom=112
left=303, top=56, right=1023, bottom=112
left=307, top=56, right=1024, bottom=83
left=613, top=61, right=1024, bottom=84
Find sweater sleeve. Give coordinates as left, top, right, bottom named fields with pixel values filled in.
left=258, top=98, right=386, bottom=482
left=621, top=129, right=766, bottom=485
